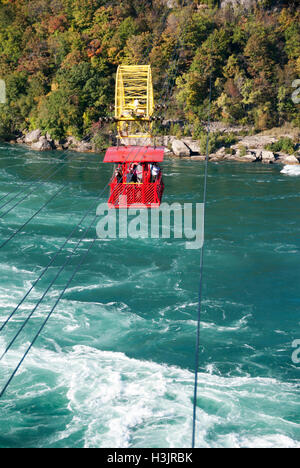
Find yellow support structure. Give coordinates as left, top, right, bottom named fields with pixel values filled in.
left=115, top=65, right=154, bottom=139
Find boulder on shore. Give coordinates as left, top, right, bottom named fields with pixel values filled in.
left=171, top=139, right=191, bottom=157
left=260, top=150, right=276, bottom=163
left=183, top=139, right=200, bottom=154
left=31, top=136, right=52, bottom=151
left=241, top=154, right=257, bottom=162
left=236, top=135, right=277, bottom=150
left=280, top=155, right=299, bottom=165
left=72, top=141, right=93, bottom=153
left=24, top=129, right=41, bottom=144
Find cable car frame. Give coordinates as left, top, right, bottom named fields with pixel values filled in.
left=104, top=65, right=165, bottom=209
left=115, top=65, right=154, bottom=139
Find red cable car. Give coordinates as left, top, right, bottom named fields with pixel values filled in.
left=104, top=145, right=164, bottom=209
left=103, top=65, right=165, bottom=209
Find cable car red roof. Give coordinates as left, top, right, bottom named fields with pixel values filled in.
left=103, top=146, right=164, bottom=163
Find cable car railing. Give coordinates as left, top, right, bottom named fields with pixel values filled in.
left=108, top=172, right=164, bottom=208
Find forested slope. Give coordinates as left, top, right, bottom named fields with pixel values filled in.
left=0, top=0, right=299, bottom=140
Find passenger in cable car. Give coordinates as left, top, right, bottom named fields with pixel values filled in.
left=126, top=166, right=133, bottom=183
left=126, top=164, right=137, bottom=183
left=132, top=164, right=138, bottom=183
left=136, top=163, right=143, bottom=183
left=150, top=162, right=160, bottom=182
left=132, top=99, right=145, bottom=117
left=115, top=167, right=123, bottom=183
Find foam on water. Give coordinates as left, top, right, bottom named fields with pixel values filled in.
left=281, top=165, right=300, bottom=176
left=0, top=345, right=299, bottom=448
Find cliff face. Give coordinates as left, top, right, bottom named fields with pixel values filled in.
left=220, top=0, right=259, bottom=9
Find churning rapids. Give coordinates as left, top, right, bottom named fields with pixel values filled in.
left=0, top=143, right=299, bottom=448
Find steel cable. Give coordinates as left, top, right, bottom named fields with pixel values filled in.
left=0, top=155, right=64, bottom=201
left=0, top=163, right=46, bottom=204
left=0, top=163, right=66, bottom=217
left=0, top=184, right=67, bottom=251
left=0, top=6, right=175, bottom=397
left=0, top=159, right=102, bottom=251
left=0, top=147, right=147, bottom=396
left=0, top=158, right=67, bottom=210
left=191, top=55, right=213, bottom=451
left=0, top=147, right=140, bottom=334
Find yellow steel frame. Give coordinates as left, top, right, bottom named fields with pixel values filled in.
left=115, top=65, right=154, bottom=139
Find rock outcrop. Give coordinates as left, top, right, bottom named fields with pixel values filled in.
left=171, top=139, right=191, bottom=157
left=24, top=129, right=42, bottom=144
left=220, top=0, right=258, bottom=10
left=279, top=155, right=299, bottom=165
left=17, top=130, right=95, bottom=153
left=31, top=136, right=52, bottom=151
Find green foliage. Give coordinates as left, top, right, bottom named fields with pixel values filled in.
left=91, top=131, right=109, bottom=150
left=192, top=122, right=204, bottom=139
left=239, top=145, right=247, bottom=157
left=34, top=62, right=112, bottom=139
left=198, top=131, right=237, bottom=155
left=170, top=123, right=182, bottom=138
left=265, top=137, right=297, bottom=155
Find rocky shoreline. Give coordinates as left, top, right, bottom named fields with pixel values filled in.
left=13, top=129, right=95, bottom=153
left=168, top=134, right=300, bottom=165
left=9, top=127, right=300, bottom=166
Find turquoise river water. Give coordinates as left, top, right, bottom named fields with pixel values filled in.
left=0, top=143, right=299, bottom=448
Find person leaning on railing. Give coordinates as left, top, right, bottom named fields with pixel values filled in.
left=136, top=163, right=143, bottom=183
left=150, top=163, right=160, bottom=182
left=115, top=167, right=123, bottom=183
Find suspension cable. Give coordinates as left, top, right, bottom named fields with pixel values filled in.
left=0, top=156, right=100, bottom=219
left=0, top=232, right=97, bottom=399
left=0, top=158, right=102, bottom=252
left=0, top=148, right=148, bottom=395
left=0, top=147, right=140, bottom=334
left=0, top=7, right=175, bottom=398
left=0, top=184, right=66, bottom=251
left=0, top=155, right=66, bottom=204
left=0, top=164, right=65, bottom=218
left=0, top=159, right=66, bottom=212
left=0, top=164, right=42, bottom=204
left=191, top=53, right=213, bottom=450
left=0, top=210, right=98, bottom=362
